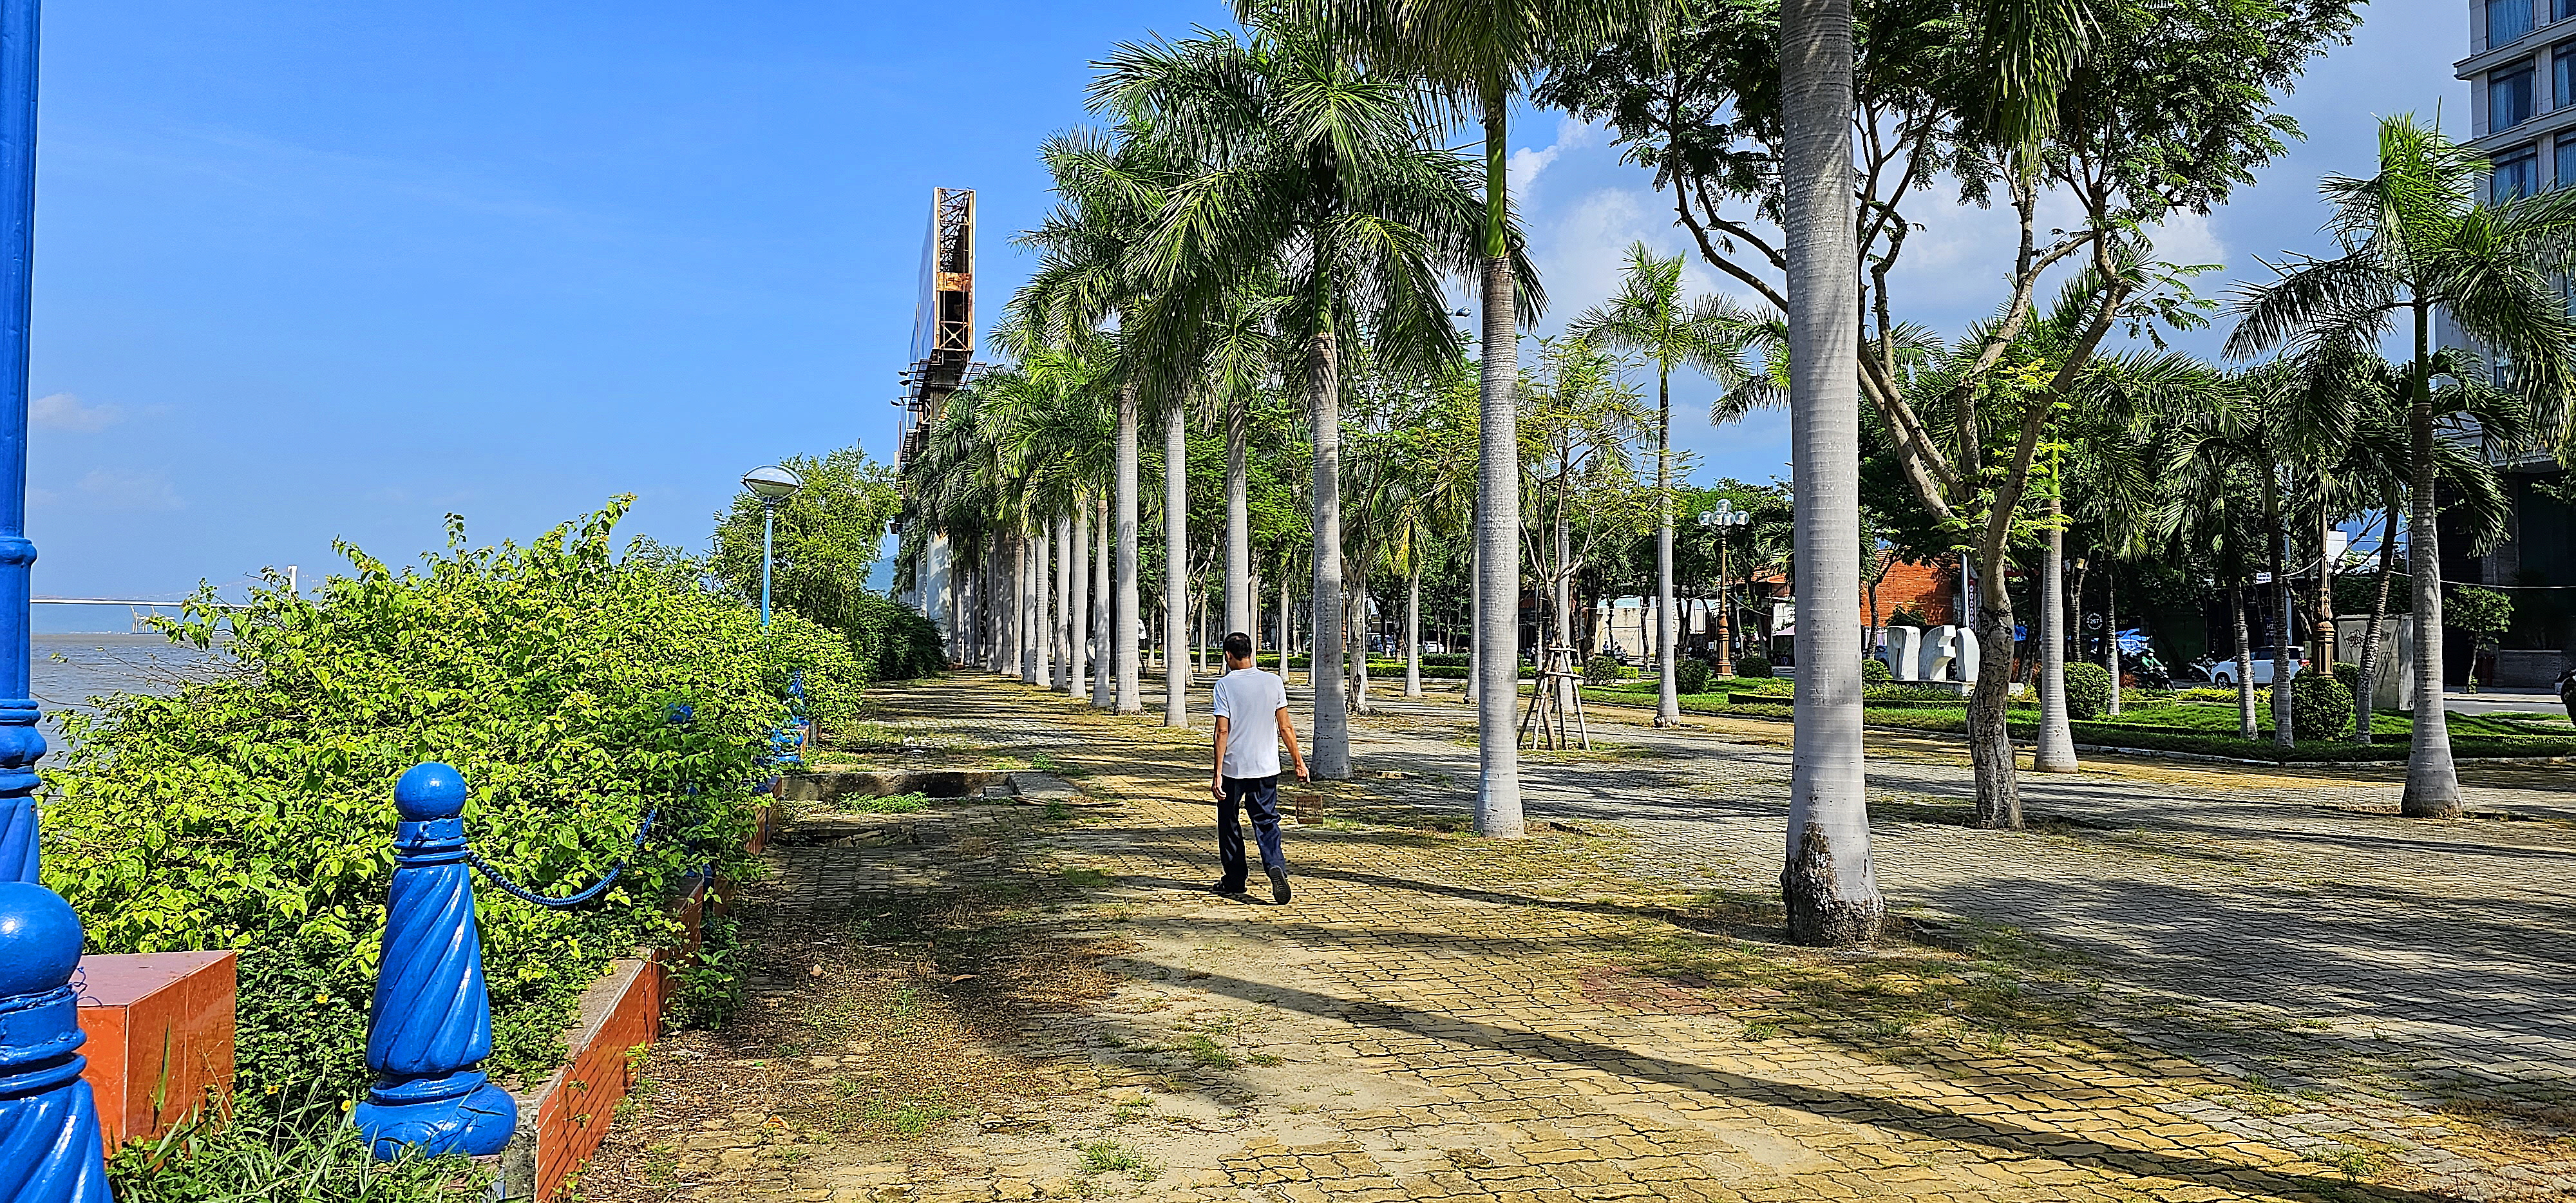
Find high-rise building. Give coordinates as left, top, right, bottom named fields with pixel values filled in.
left=2439, top=2, right=2575, bottom=687
left=2461, top=0, right=2575, bottom=197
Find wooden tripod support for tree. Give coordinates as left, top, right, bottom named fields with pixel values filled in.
left=1518, top=645, right=1590, bottom=751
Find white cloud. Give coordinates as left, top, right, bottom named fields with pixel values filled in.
left=72, top=468, right=184, bottom=511
left=2146, top=210, right=2228, bottom=271
left=31, top=392, right=122, bottom=433
left=1506, top=116, right=1602, bottom=204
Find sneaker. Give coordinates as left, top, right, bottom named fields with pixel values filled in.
left=1210, top=880, right=1246, bottom=896
left=1265, top=864, right=1291, bottom=905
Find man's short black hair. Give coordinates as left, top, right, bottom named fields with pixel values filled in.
left=1224, top=632, right=1255, bottom=661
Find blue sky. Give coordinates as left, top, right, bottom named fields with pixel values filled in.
left=26, top=1, right=2455, bottom=627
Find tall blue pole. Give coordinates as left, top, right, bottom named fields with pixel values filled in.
left=0, top=12, right=113, bottom=1197
left=0, top=0, right=42, bottom=886
left=760, top=503, right=775, bottom=627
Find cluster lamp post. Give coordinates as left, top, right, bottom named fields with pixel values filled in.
left=1700, top=502, right=1751, bottom=677
left=742, top=465, right=804, bottom=627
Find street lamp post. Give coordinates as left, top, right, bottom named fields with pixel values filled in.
left=1700, top=502, right=1752, bottom=677
left=0, top=6, right=122, bottom=1198
left=741, top=465, right=804, bottom=627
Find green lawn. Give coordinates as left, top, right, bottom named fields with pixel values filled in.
left=1574, top=685, right=2576, bottom=762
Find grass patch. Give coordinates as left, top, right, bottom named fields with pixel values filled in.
left=1079, top=1140, right=1162, bottom=1180
left=844, top=791, right=932, bottom=815
left=850, top=1095, right=963, bottom=1136
left=1059, top=867, right=1114, bottom=887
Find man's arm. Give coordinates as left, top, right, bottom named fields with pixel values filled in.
left=1211, top=715, right=1230, bottom=800
left=1276, top=706, right=1309, bottom=782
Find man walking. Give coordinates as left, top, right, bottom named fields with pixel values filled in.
left=1210, top=631, right=1307, bottom=903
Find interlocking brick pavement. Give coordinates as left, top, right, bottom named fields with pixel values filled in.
left=592, top=674, right=2576, bottom=1202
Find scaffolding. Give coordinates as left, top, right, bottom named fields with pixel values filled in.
left=895, top=187, right=979, bottom=472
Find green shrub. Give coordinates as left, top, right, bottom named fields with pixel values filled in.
left=1736, top=652, right=1774, bottom=678
left=2333, top=661, right=2360, bottom=693
left=2176, top=686, right=2239, bottom=705
left=1861, top=658, right=1893, bottom=684
left=2269, top=676, right=2357, bottom=741
left=1583, top=654, right=1629, bottom=686
left=1864, top=683, right=1964, bottom=703
left=848, top=591, right=945, bottom=683
left=1675, top=658, right=1712, bottom=696
left=2064, top=661, right=2112, bottom=720
left=43, top=500, right=856, bottom=1101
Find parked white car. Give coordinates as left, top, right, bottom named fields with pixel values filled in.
left=2208, top=647, right=2307, bottom=687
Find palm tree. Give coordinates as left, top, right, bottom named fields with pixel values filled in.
left=1571, top=242, right=1751, bottom=728
left=1279, top=0, right=1652, bottom=833
left=2229, top=115, right=2576, bottom=815
left=1095, top=19, right=1502, bottom=777
left=1774, top=0, right=1882, bottom=944
left=1009, top=129, right=1180, bottom=717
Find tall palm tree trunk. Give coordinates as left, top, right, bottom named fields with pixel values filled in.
left=1278, top=567, right=1292, bottom=678
left=1466, top=498, right=1482, bottom=706
left=1656, top=369, right=1679, bottom=727
left=987, top=547, right=1003, bottom=674
left=1227, top=394, right=1251, bottom=642
left=1036, top=524, right=1054, bottom=687
left=2034, top=503, right=2079, bottom=772
left=2357, top=504, right=2397, bottom=744
left=1165, top=404, right=1191, bottom=727
left=2269, top=478, right=2295, bottom=748
left=1406, top=557, right=1424, bottom=697
left=1311, top=328, right=1352, bottom=778
left=1057, top=514, right=1074, bottom=691
left=1115, top=384, right=1144, bottom=713
left=1475, top=97, right=1525, bottom=837
left=2403, top=305, right=2462, bottom=815
left=1018, top=534, right=1037, bottom=685
left=2103, top=565, right=2121, bottom=716
left=1778, top=0, right=1884, bottom=945
left=1094, top=493, right=1113, bottom=708
left=2231, top=578, right=2259, bottom=739
left=1070, top=504, right=1091, bottom=700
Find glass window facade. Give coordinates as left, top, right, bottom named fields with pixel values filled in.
left=2497, top=0, right=2537, bottom=46
left=2496, top=144, right=2541, bottom=202
left=2561, top=0, right=2576, bottom=23
left=2495, top=61, right=2538, bottom=129
left=2557, top=135, right=2576, bottom=188
left=2559, top=44, right=2576, bottom=110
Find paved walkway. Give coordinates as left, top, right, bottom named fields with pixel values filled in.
left=585, top=674, right=2576, bottom=1203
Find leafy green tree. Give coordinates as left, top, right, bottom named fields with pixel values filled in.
left=1549, top=0, right=2360, bottom=849
left=712, top=444, right=899, bottom=630
left=2230, top=115, right=2576, bottom=816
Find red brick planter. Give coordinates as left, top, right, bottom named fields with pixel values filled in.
left=497, top=802, right=770, bottom=1199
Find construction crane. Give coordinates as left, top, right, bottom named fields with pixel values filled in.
left=895, top=187, right=983, bottom=472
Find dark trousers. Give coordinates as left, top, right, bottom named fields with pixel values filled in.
left=1218, top=774, right=1285, bottom=886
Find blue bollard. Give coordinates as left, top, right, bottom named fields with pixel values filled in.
left=0, top=880, right=113, bottom=1202
left=352, top=763, right=516, bottom=1159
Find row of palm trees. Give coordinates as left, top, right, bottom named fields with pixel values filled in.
left=905, top=0, right=2576, bottom=947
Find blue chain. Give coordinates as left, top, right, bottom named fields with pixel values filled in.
left=465, top=808, right=657, bottom=909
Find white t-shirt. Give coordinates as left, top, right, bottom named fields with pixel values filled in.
left=1210, top=667, right=1288, bottom=779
